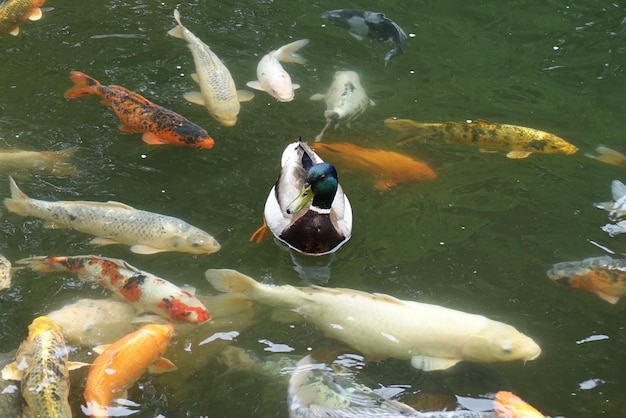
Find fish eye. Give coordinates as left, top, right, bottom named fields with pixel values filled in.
left=501, top=344, right=513, bottom=353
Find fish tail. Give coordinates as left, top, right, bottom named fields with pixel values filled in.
left=205, top=269, right=259, bottom=294
left=167, top=9, right=185, bottom=39
left=14, top=256, right=59, bottom=273
left=3, top=177, right=31, bottom=216
left=44, top=147, right=78, bottom=176
left=276, top=39, right=309, bottom=64
left=64, top=71, right=102, bottom=99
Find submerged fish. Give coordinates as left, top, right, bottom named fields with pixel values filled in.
left=547, top=255, right=626, bottom=304
left=594, top=179, right=626, bottom=221
left=246, top=39, right=309, bottom=102
left=83, top=323, right=176, bottom=418
left=0, top=254, right=11, bottom=291
left=0, top=0, right=45, bottom=36
left=3, top=177, right=220, bottom=255
left=0, top=148, right=76, bottom=176
left=310, top=71, right=375, bottom=141
left=585, top=146, right=626, bottom=167
left=18, top=255, right=211, bottom=323
left=168, top=9, right=253, bottom=126
left=321, top=9, right=408, bottom=64
left=314, top=142, right=436, bottom=190
left=205, top=269, right=541, bottom=372
left=385, top=118, right=578, bottom=159
left=1, top=316, right=88, bottom=418
left=46, top=298, right=138, bottom=347
left=493, top=391, right=545, bottom=418
left=64, top=71, right=215, bottom=148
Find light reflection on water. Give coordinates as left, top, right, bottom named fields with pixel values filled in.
left=1, top=0, right=626, bottom=416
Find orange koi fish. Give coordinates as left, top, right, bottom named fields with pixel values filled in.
left=547, top=255, right=626, bottom=304
left=64, top=71, right=215, bottom=148
left=0, top=0, right=45, bottom=37
left=585, top=145, right=626, bottom=167
left=17, top=255, right=211, bottom=323
left=313, top=142, right=436, bottom=190
left=83, top=323, right=176, bottom=418
left=494, top=391, right=546, bottom=418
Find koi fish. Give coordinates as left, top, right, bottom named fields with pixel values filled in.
left=385, top=118, right=578, bottom=159
left=205, top=269, right=541, bottom=372
left=321, top=9, right=408, bottom=65
left=0, top=0, right=45, bottom=36
left=494, top=391, right=545, bottom=418
left=246, top=39, right=309, bottom=102
left=0, top=254, right=11, bottom=291
left=594, top=179, right=626, bottom=221
left=17, top=255, right=211, bottom=323
left=83, top=323, right=176, bottom=418
left=0, top=147, right=76, bottom=176
left=3, top=177, right=220, bottom=255
left=64, top=71, right=215, bottom=148
left=585, top=145, right=626, bottom=167
left=1, top=316, right=89, bottom=417
left=313, top=142, right=436, bottom=190
left=310, top=71, right=375, bottom=141
left=168, top=9, right=253, bottom=127
left=547, top=255, right=626, bottom=304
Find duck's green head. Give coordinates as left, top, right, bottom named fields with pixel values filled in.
left=287, top=163, right=339, bottom=214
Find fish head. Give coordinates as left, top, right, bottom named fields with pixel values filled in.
left=169, top=229, right=221, bottom=254
left=142, top=323, right=174, bottom=352
left=267, top=74, right=295, bottom=102
left=27, top=316, right=62, bottom=341
left=461, top=323, right=541, bottom=363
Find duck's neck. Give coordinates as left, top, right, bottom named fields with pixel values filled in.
left=312, top=193, right=335, bottom=211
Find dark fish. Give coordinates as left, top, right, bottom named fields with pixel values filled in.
left=322, top=9, right=408, bottom=64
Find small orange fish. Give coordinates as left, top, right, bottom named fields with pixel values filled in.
left=0, top=0, right=46, bottom=37
left=494, top=391, right=546, bottom=418
left=83, top=323, right=176, bottom=418
left=313, top=142, right=436, bottom=190
left=64, top=71, right=215, bottom=149
left=585, top=145, right=626, bottom=167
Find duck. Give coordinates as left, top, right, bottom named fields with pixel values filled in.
left=251, top=139, right=352, bottom=255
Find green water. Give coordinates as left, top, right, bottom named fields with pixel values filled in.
left=1, top=0, right=626, bottom=416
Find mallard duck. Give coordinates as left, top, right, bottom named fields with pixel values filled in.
left=251, top=140, right=352, bottom=255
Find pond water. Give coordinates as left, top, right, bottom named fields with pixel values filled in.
left=1, top=0, right=626, bottom=417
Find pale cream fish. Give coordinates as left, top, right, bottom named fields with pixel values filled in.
left=205, top=269, right=541, bottom=372
left=247, top=39, right=309, bottom=102
left=168, top=9, right=253, bottom=127
left=0, top=254, right=11, bottom=291
left=0, top=147, right=76, bottom=176
left=3, top=177, right=220, bottom=255
left=310, top=70, right=375, bottom=141
left=595, top=179, right=626, bottom=221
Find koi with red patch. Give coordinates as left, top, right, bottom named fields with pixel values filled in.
left=64, top=71, right=215, bottom=148
left=17, top=255, right=211, bottom=323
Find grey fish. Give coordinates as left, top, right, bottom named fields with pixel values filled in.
left=321, top=9, right=408, bottom=64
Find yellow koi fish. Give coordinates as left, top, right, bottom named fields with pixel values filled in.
left=1, top=316, right=88, bottom=417
left=0, top=148, right=76, bottom=176
left=0, top=0, right=45, bottom=37
left=385, top=118, right=578, bottom=159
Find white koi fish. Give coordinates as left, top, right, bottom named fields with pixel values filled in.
left=168, top=9, right=253, bottom=126
left=205, top=269, right=541, bottom=372
left=310, top=70, right=375, bottom=141
left=3, top=177, right=220, bottom=255
left=247, top=39, right=309, bottom=102
left=595, top=179, right=626, bottom=221
left=0, top=147, right=76, bottom=176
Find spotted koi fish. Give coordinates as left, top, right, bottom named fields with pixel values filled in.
left=64, top=71, right=215, bottom=148
left=0, top=0, right=45, bottom=37
left=385, top=118, right=578, bottom=159
left=17, top=255, right=211, bottom=323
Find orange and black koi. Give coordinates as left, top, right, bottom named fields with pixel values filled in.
left=64, top=71, right=215, bottom=149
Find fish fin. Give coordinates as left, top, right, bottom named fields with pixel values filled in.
left=275, top=39, right=309, bottom=64
left=369, top=99, right=376, bottom=106
left=42, top=219, right=71, bottom=229
left=93, top=344, right=110, bottom=355
left=246, top=81, right=264, bottom=91
left=64, top=71, right=101, bottom=99
left=9, top=26, right=19, bottom=36
left=478, top=148, right=498, bottom=153
left=89, top=237, right=122, bottom=247
left=205, top=269, right=258, bottom=294
left=190, top=73, right=200, bottom=83
left=610, top=180, right=626, bottom=201
left=596, top=292, right=621, bottom=304
left=141, top=132, right=168, bottom=145
left=506, top=150, right=532, bottom=159
left=149, top=357, right=177, bottom=373
left=130, top=244, right=167, bottom=255
left=585, top=146, right=626, bottom=167
left=167, top=25, right=185, bottom=39
left=348, top=32, right=365, bottom=41
left=3, top=177, right=31, bottom=216
left=310, top=93, right=325, bottom=101
left=410, top=355, right=461, bottom=371
left=68, top=361, right=91, bottom=371
left=292, top=83, right=301, bottom=90
left=183, top=91, right=205, bottom=106
left=1, top=362, right=22, bottom=381
left=237, top=90, right=255, bottom=102
left=28, top=8, right=43, bottom=21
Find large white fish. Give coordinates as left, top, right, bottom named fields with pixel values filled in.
left=310, top=70, right=375, bottom=141
left=205, top=269, right=541, bottom=372
left=168, top=9, right=253, bottom=127
left=246, top=39, right=309, bottom=102
left=3, top=177, right=220, bottom=255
